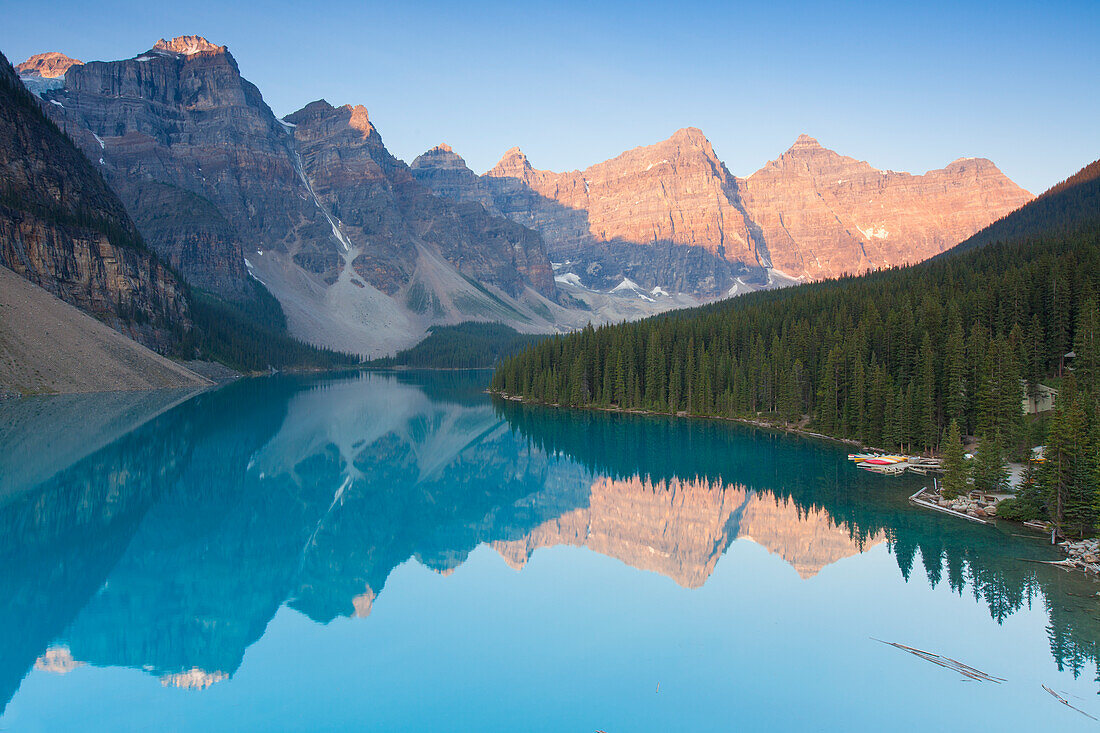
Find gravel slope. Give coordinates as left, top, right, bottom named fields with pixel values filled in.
left=0, top=265, right=211, bottom=395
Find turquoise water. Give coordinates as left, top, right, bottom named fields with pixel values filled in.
left=1, top=371, right=1098, bottom=731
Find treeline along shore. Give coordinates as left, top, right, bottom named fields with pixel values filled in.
left=491, top=160, right=1100, bottom=536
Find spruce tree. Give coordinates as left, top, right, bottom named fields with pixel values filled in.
left=972, top=433, right=1009, bottom=494
left=941, top=420, right=969, bottom=499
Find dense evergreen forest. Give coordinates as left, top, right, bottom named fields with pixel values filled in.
left=492, top=160, right=1100, bottom=535
left=369, top=322, right=544, bottom=369
left=180, top=281, right=359, bottom=372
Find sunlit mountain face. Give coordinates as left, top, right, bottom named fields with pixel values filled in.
left=2, top=372, right=1098, bottom=729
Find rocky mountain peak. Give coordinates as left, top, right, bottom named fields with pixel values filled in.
left=945, top=156, right=996, bottom=171
left=669, top=126, right=708, bottom=145
left=345, top=104, right=374, bottom=136
left=411, top=144, right=469, bottom=171
left=791, top=133, right=823, bottom=149
left=286, top=101, right=374, bottom=135
left=15, top=52, right=82, bottom=78
left=489, top=146, right=532, bottom=176
left=150, top=35, right=225, bottom=56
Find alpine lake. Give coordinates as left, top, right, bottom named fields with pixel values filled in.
left=2, top=371, right=1098, bottom=731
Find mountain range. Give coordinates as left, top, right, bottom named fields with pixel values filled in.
left=9, top=36, right=1032, bottom=360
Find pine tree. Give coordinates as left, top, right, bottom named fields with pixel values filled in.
left=1039, top=389, right=1093, bottom=537
left=941, top=420, right=969, bottom=499
left=972, top=433, right=1009, bottom=494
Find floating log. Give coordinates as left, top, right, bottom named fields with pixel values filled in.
left=874, top=639, right=1004, bottom=683
left=1042, top=684, right=1098, bottom=720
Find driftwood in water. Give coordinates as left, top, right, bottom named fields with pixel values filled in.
left=873, top=639, right=1004, bottom=683
left=1042, top=684, right=1098, bottom=720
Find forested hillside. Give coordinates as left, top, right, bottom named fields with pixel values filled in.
left=948, top=159, right=1100, bottom=255
left=182, top=281, right=360, bottom=372
left=492, top=159, right=1100, bottom=457
left=369, top=322, right=544, bottom=369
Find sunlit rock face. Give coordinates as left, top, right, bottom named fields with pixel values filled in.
left=493, top=476, right=879, bottom=587
left=415, top=131, right=1032, bottom=295
left=15, top=52, right=82, bottom=78
left=738, top=135, right=1033, bottom=279
left=417, top=129, right=763, bottom=296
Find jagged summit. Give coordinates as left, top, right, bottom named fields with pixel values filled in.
left=411, top=144, right=469, bottom=171
left=789, top=133, right=824, bottom=151
left=15, top=52, right=82, bottom=78
left=669, top=126, right=708, bottom=144
left=285, top=100, right=376, bottom=138
left=490, top=146, right=531, bottom=174
left=150, top=35, right=224, bottom=56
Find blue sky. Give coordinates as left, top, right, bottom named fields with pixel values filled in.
left=3, top=0, right=1096, bottom=193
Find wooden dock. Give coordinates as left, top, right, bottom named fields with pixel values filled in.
left=908, top=487, right=991, bottom=525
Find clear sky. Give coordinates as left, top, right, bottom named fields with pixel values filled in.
left=2, top=0, right=1096, bottom=193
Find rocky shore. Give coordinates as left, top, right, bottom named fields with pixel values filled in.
left=1058, top=539, right=1100, bottom=575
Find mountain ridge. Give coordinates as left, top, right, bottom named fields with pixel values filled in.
left=414, top=128, right=1032, bottom=294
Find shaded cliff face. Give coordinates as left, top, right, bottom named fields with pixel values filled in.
left=284, top=100, right=556, bottom=299
left=438, top=129, right=766, bottom=296
left=410, top=144, right=502, bottom=216
left=35, top=38, right=304, bottom=298
left=738, top=135, right=1034, bottom=278
left=414, top=130, right=1032, bottom=295
left=21, top=37, right=566, bottom=354
left=0, top=52, right=190, bottom=351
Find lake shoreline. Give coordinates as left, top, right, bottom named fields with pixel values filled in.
left=489, top=389, right=876, bottom=450
left=489, top=389, right=1100, bottom=575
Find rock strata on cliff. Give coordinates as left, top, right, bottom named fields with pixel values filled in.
left=283, top=100, right=556, bottom=299
left=413, top=131, right=1032, bottom=295
left=31, top=37, right=295, bottom=298
left=21, top=38, right=581, bottom=355
left=738, top=135, right=1033, bottom=279
left=416, top=129, right=768, bottom=297
left=0, top=51, right=190, bottom=352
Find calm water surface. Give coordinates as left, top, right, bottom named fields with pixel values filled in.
left=2, top=372, right=1099, bottom=731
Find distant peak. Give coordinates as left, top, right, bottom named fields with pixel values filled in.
left=670, top=127, right=707, bottom=144
left=496, top=146, right=530, bottom=168
left=151, top=35, right=224, bottom=56
left=411, top=144, right=468, bottom=170
left=16, top=52, right=83, bottom=78
left=947, top=156, right=994, bottom=168
left=283, top=100, right=376, bottom=138
left=346, top=104, right=373, bottom=135
left=791, top=134, right=823, bottom=150
left=487, top=147, right=533, bottom=178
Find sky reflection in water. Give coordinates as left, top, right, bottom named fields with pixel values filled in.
left=1, top=371, right=1099, bottom=731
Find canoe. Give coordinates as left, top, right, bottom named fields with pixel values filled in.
left=862, top=458, right=894, bottom=465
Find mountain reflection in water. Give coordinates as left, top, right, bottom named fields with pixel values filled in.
left=1, top=371, right=1098, bottom=721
